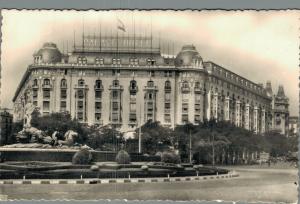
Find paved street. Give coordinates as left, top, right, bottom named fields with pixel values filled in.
left=0, top=167, right=297, bottom=203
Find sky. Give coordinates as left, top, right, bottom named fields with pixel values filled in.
left=1, top=10, right=299, bottom=115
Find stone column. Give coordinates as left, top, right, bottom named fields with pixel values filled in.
left=235, top=100, right=241, bottom=127
left=224, top=96, right=230, bottom=121
left=245, top=103, right=250, bottom=130
left=253, top=106, right=259, bottom=133
left=213, top=92, right=218, bottom=120
left=261, top=108, right=266, bottom=133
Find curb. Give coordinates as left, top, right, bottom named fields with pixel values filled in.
left=0, top=173, right=239, bottom=185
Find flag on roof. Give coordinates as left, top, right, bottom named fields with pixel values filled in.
left=117, top=18, right=126, bottom=32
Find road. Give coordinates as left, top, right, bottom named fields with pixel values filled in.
left=0, top=167, right=297, bottom=203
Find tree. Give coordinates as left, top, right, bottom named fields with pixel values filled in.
left=137, top=121, right=175, bottom=154
left=86, top=125, right=123, bottom=151
left=30, top=111, right=89, bottom=144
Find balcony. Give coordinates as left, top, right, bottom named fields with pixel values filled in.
left=164, top=86, right=172, bottom=93
left=194, top=87, right=202, bottom=93
left=75, top=84, right=89, bottom=89
left=181, top=87, right=190, bottom=93
left=94, top=84, right=104, bottom=90
left=42, top=84, right=52, bottom=89
left=32, top=84, right=39, bottom=90
left=129, top=86, right=138, bottom=94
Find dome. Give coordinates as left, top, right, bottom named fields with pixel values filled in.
left=174, top=45, right=203, bottom=67
left=34, top=42, right=62, bottom=63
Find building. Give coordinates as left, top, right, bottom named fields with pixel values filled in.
left=266, top=81, right=290, bottom=135
left=12, top=34, right=289, bottom=134
left=0, top=109, right=13, bottom=145
left=288, top=116, right=298, bottom=136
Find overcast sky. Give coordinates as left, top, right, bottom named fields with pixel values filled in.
left=1, top=10, right=299, bottom=115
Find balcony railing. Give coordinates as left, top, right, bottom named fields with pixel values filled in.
left=181, top=87, right=190, bottom=93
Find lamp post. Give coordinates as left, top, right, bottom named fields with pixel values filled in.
left=209, top=119, right=216, bottom=167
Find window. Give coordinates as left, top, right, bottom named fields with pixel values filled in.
left=112, top=113, right=119, bottom=122
left=95, top=113, right=101, bottom=121
left=147, top=102, right=153, bottom=111
left=33, top=79, right=38, bottom=86
left=129, top=113, right=137, bottom=122
left=130, top=80, right=137, bottom=90
left=60, top=101, right=67, bottom=111
left=77, top=112, right=83, bottom=121
left=112, top=91, right=118, bottom=99
left=95, top=90, right=102, bottom=99
left=95, top=102, right=102, bottom=111
left=33, top=101, right=38, bottom=106
left=95, top=80, right=102, bottom=89
left=182, top=103, right=189, bottom=113
left=61, top=79, right=67, bottom=88
left=43, top=89, right=50, bottom=99
left=60, top=89, right=67, bottom=99
left=165, top=103, right=171, bottom=110
left=195, top=82, right=200, bottom=88
left=195, top=115, right=201, bottom=122
left=43, top=78, right=50, bottom=85
left=147, top=58, right=156, bottom=66
left=182, top=81, right=189, bottom=88
left=78, top=79, right=85, bottom=86
left=164, top=114, right=171, bottom=123
left=147, top=80, right=154, bottom=87
left=95, top=58, right=103, bottom=65
left=113, top=80, right=119, bottom=87
left=195, top=104, right=201, bottom=113
left=182, top=114, right=189, bottom=123
left=78, top=56, right=87, bottom=64
left=112, top=102, right=119, bottom=111
left=43, top=101, right=50, bottom=111
left=33, top=90, right=38, bottom=99
left=165, top=80, right=171, bottom=89
left=148, top=93, right=153, bottom=100
left=77, top=90, right=84, bottom=99
left=130, top=58, right=139, bottom=65
left=77, top=101, right=84, bottom=110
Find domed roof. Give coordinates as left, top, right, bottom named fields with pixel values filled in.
left=174, top=45, right=203, bottom=67
left=34, top=42, right=62, bottom=63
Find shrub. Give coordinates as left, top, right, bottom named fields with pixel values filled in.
left=161, top=151, right=181, bottom=164
left=72, top=149, right=92, bottom=165
left=115, top=150, right=131, bottom=164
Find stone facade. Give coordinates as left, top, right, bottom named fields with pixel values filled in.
left=12, top=36, right=288, bottom=134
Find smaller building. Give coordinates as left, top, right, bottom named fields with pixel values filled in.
left=288, top=116, right=299, bottom=136
left=0, top=110, right=13, bottom=145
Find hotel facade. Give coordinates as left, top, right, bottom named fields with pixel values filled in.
left=12, top=35, right=289, bottom=134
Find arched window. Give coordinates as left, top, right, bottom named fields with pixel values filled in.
left=195, top=82, right=200, bottom=88
left=78, top=56, right=87, bottom=64
left=147, top=80, right=154, bottom=87
left=130, top=80, right=137, bottom=90
left=95, top=80, right=102, bottom=89
left=43, top=78, right=50, bottom=85
left=61, top=79, right=67, bottom=88
left=78, top=79, right=85, bottom=86
left=33, top=79, right=38, bottom=86
left=165, top=80, right=171, bottom=89
left=113, top=80, right=119, bottom=87
left=182, top=81, right=189, bottom=88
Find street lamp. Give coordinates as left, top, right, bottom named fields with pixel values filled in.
left=209, top=119, right=216, bottom=167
